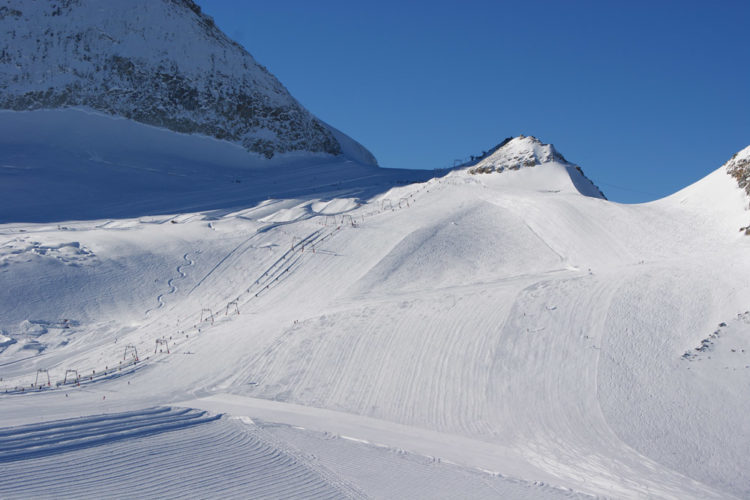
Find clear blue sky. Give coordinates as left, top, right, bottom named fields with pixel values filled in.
left=198, top=0, right=749, bottom=203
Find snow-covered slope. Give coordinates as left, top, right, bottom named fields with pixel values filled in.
left=2, top=141, right=749, bottom=498
left=2, top=4, right=750, bottom=495
left=655, top=148, right=750, bottom=235
left=465, top=135, right=606, bottom=199
left=0, top=108, right=421, bottom=223
left=0, top=0, right=374, bottom=162
left=0, top=407, right=363, bottom=499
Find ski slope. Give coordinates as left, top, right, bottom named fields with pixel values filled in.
left=0, top=407, right=359, bottom=499
left=1, top=132, right=749, bottom=498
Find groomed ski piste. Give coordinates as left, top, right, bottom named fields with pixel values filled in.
left=2, top=111, right=750, bottom=499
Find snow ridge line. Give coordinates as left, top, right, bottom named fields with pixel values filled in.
left=0, top=407, right=172, bottom=437
left=0, top=408, right=201, bottom=450
left=0, top=407, right=220, bottom=463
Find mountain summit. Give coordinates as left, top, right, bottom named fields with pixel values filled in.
left=0, top=0, right=375, bottom=162
left=468, top=135, right=568, bottom=172
left=466, top=136, right=607, bottom=199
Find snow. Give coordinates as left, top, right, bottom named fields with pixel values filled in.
left=464, top=135, right=606, bottom=199
left=1, top=121, right=750, bottom=498
left=0, top=109, right=421, bottom=223
left=470, top=136, right=568, bottom=171
left=0, top=0, right=371, bottom=159
left=0, top=407, right=356, bottom=499
left=8, top=2, right=749, bottom=496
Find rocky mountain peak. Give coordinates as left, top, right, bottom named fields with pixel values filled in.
left=465, top=135, right=606, bottom=199
left=467, top=135, right=568, bottom=174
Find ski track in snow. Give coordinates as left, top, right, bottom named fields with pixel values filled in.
left=0, top=407, right=356, bottom=499
left=222, top=273, right=727, bottom=498
left=145, top=252, right=193, bottom=317
left=188, top=233, right=263, bottom=296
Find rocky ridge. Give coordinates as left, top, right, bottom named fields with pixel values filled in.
left=467, top=135, right=567, bottom=174
left=726, top=146, right=750, bottom=198
left=726, top=146, right=750, bottom=234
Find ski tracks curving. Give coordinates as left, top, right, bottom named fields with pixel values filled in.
left=146, top=252, right=194, bottom=316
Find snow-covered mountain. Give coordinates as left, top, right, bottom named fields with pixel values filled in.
left=0, top=0, right=375, bottom=163
left=3, top=2, right=750, bottom=498
left=466, top=135, right=607, bottom=198
left=467, top=135, right=569, bottom=172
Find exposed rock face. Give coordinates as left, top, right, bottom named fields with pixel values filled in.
left=725, top=146, right=750, bottom=234
left=0, top=0, right=354, bottom=159
left=725, top=146, right=750, bottom=197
